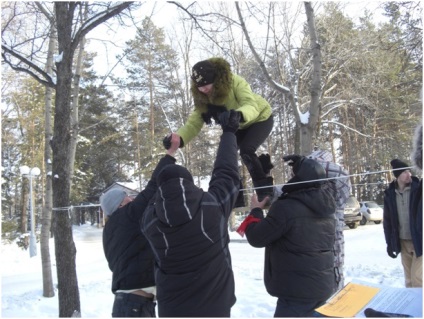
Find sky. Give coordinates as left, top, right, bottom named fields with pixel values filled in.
left=2, top=220, right=420, bottom=318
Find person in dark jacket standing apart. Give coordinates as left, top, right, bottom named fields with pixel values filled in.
left=101, top=137, right=180, bottom=317
left=237, top=155, right=336, bottom=317
left=384, top=158, right=422, bottom=288
left=163, top=57, right=274, bottom=206
left=142, top=110, right=241, bottom=317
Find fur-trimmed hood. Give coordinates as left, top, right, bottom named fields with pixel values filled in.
left=190, top=57, right=233, bottom=113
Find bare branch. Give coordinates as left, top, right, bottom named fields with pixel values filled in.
left=1, top=45, right=56, bottom=88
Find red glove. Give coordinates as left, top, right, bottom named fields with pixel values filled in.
left=236, top=215, right=261, bottom=237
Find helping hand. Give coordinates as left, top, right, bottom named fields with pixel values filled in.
left=250, top=193, right=269, bottom=210
left=218, top=110, right=241, bottom=133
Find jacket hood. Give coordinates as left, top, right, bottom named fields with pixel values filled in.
left=286, top=182, right=336, bottom=217
left=190, top=57, right=233, bottom=112
left=281, top=157, right=335, bottom=217
left=154, top=178, right=204, bottom=227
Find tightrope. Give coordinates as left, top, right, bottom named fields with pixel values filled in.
left=240, top=166, right=416, bottom=192
left=51, top=166, right=416, bottom=211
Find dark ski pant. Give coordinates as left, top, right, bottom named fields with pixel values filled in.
left=112, top=292, right=156, bottom=317
left=274, top=298, right=326, bottom=317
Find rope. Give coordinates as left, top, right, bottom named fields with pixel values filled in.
left=240, top=166, right=415, bottom=192
left=51, top=166, right=416, bottom=211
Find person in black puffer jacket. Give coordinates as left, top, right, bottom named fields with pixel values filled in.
left=238, top=155, right=336, bottom=317
left=141, top=110, right=241, bottom=317
left=101, top=137, right=180, bottom=317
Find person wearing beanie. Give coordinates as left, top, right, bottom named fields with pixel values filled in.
left=163, top=57, right=274, bottom=208
left=308, top=149, right=351, bottom=293
left=101, top=136, right=180, bottom=317
left=142, top=110, right=241, bottom=317
left=237, top=155, right=336, bottom=317
left=383, top=158, right=422, bottom=288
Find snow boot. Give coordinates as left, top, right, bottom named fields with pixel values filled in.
left=234, top=190, right=246, bottom=208
left=258, top=154, right=274, bottom=175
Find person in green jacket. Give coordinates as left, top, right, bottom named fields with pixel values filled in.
left=163, top=57, right=274, bottom=207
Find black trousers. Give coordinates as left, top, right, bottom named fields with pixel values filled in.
left=112, top=292, right=156, bottom=317
left=236, top=114, right=274, bottom=181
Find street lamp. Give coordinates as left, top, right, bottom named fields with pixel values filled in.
left=19, top=165, right=40, bottom=258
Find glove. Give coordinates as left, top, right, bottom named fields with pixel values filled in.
left=387, top=246, right=397, bottom=258
left=163, top=134, right=184, bottom=149
left=218, top=110, right=241, bottom=133
left=206, top=104, right=227, bottom=124
left=201, top=112, right=213, bottom=125
left=163, top=135, right=172, bottom=149
left=283, top=154, right=305, bottom=175
left=258, top=154, right=274, bottom=175
left=283, top=154, right=303, bottom=166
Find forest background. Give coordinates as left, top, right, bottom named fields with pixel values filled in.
left=1, top=1, right=422, bottom=317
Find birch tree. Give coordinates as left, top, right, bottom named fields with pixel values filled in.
left=2, top=2, right=134, bottom=316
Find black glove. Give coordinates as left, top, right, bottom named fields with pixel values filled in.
left=259, top=154, right=274, bottom=175
left=162, top=135, right=184, bottom=149
left=206, top=103, right=227, bottom=124
left=201, top=112, right=213, bottom=125
left=283, top=154, right=304, bottom=167
left=218, top=110, right=241, bottom=133
left=364, top=308, right=412, bottom=317
left=283, top=154, right=305, bottom=174
left=387, top=246, right=397, bottom=259
left=163, top=135, right=172, bottom=149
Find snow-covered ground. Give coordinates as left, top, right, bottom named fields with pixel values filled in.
left=1, top=222, right=405, bottom=317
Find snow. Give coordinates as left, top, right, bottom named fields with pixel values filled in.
left=1, top=222, right=405, bottom=317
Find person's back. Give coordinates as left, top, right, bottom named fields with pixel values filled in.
left=241, top=155, right=336, bottom=317
left=101, top=140, right=179, bottom=317
left=142, top=110, right=241, bottom=317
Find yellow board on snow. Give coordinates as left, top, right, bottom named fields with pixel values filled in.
left=316, top=282, right=380, bottom=317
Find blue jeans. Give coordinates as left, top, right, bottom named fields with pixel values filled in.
left=112, top=293, right=156, bottom=317
left=274, top=298, right=326, bottom=317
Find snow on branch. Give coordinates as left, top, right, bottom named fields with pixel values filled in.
left=72, top=2, right=134, bottom=52
left=1, top=44, right=56, bottom=88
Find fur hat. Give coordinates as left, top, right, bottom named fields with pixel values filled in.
left=100, top=189, right=127, bottom=216
left=390, top=159, right=410, bottom=178
left=411, top=123, right=422, bottom=171
left=191, top=60, right=216, bottom=87
left=157, top=164, right=194, bottom=186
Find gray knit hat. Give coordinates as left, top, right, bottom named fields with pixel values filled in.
left=100, top=189, right=127, bottom=216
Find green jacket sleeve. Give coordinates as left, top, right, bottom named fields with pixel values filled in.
left=176, top=108, right=204, bottom=146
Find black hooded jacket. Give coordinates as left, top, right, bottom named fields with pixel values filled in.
left=102, top=154, right=176, bottom=293
left=245, top=157, right=336, bottom=302
left=141, top=132, right=240, bottom=317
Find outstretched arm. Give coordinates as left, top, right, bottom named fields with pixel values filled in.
left=128, top=136, right=180, bottom=219
left=208, top=110, right=241, bottom=217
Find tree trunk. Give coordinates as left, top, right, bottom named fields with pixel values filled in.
left=52, top=3, right=80, bottom=316
left=69, top=4, right=88, bottom=190
left=40, top=21, right=56, bottom=298
left=302, top=2, right=322, bottom=155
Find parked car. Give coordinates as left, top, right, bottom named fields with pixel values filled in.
left=359, top=201, right=383, bottom=225
left=344, top=196, right=362, bottom=229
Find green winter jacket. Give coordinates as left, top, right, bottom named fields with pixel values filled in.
left=176, top=57, right=272, bottom=146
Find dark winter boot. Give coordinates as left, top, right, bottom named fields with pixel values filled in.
left=234, top=180, right=246, bottom=208
left=253, top=176, right=274, bottom=204
left=258, top=154, right=274, bottom=175
left=234, top=190, right=246, bottom=208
